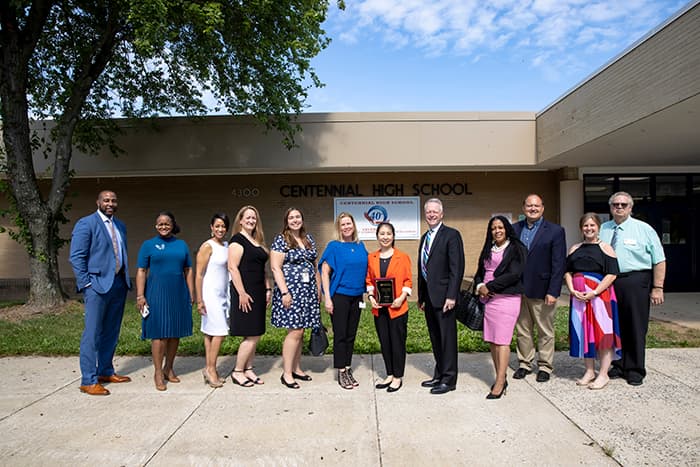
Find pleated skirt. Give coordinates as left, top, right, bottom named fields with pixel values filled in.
left=142, top=273, right=193, bottom=339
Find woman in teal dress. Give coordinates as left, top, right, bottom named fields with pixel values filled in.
left=136, top=211, right=194, bottom=391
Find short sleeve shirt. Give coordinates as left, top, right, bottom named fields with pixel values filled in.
left=600, top=217, right=665, bottom=273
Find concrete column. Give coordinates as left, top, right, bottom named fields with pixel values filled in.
left=560, top=179, right=583, bottom=248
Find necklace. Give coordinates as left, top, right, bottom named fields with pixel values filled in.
left=379, top=248, right=394, bottom=259
left=491, top=240, right=510, bottom=252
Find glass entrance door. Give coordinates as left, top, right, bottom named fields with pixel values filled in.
left=583, top=173, right=699, bottom=292
left=654, top=176, right=694, bottom=292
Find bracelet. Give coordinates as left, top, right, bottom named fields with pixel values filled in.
left=136, top=295, right=144, bottom=299
left=367, top=295, right=375, bottom=299
left=266, top=288, right=272, bottom=291
left=652, top=286, right=664, bottom=290
left=281, top=291, right=290, bottom=296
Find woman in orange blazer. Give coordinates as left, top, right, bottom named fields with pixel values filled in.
left=366, top=222, right=413, bottom=393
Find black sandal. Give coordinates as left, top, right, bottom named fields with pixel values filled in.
left=280, top=374, right=300, bottom=389
left=244, top=367, right=264, bottom=385
left=231, top=370, right=254, bottom=387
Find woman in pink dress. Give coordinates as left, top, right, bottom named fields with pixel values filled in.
left=474, top=215, right=527, bottom=399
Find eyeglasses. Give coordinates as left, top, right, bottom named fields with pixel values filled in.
left=611, top=203, right=629, bottom=208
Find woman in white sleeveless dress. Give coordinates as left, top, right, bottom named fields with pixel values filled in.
left=195, top=213, right=231, bottom=388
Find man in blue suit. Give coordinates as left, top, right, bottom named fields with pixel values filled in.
left=512, top=194, right=566, bottom=383
left=69, top=190, right=131, bottom=395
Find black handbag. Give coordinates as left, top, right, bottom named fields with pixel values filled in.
left=455, top=284, right=484, bottom=331
left=309, top=325, right=329, bottom=356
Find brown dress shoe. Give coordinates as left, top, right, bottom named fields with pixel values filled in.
left=79, top=384, right=110, bottom=396
left=98, top=374, right=132, bottom=383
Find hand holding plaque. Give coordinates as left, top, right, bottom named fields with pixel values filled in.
left=375, top=277, right=396, bottom=306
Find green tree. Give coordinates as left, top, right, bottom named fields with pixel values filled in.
left=0, top=0, right=341, bottom=308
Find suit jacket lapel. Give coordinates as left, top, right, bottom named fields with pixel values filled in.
left=92, top=212, right=109, bottom=240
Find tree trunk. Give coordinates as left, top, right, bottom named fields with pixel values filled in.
left=14, top=185, right=67, bottom=308
left=1, top=4, right=69, bottom=309
left=27, top=226, right=67, bottom=307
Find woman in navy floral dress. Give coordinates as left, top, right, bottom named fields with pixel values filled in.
left=270, top=208, right=321, bottom=389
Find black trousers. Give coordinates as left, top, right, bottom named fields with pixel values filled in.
left=374, top=308, right=408, bottom=378
left=611, top=270, right=652, bottom=378
left=330, top=293, right=362, bottom=368
left=423, top=301, right=458, bottom=385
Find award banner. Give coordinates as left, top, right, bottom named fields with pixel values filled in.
left=334, top=197, right=421, bottom=240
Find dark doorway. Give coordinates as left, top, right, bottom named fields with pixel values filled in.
left=583, top=174, right=699, bottom=292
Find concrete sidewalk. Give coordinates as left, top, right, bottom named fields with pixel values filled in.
left=1, top=349, right=698, bottom=466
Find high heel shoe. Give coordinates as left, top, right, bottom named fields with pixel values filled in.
left=244, top=367, right=264, bottom=385
left=231, top=369, right=254, bottom=387
left=202, top=370, right=223, bottom=388
left=486, top=380, right=508, bottom=399
left=163, top=367, right=180, bottom=383
left=154, top=374, right=167, bottom=392
left=280, top=374, right=300, bottom=389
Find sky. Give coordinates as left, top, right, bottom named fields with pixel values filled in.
left=303, top=0, right=690, bottom=113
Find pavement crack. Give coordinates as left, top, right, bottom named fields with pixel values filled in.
left=0, top=377, right=80, bottom=423
left=370, top=355, right=384, bottom=467
left=142, top=388, right=217, bottom=465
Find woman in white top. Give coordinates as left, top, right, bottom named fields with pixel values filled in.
left=195, top=213, right=230, bottom=388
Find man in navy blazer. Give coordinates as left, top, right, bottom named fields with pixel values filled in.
left=512, top=194, right=566, bottom=383
left=417, top=198, right=465, bottom=394
left=69, top=190, right=132, bottom=395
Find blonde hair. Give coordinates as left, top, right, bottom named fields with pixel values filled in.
left=232, top=205, right=266, bottom=249
left=333, top=212, right=359, bottom=243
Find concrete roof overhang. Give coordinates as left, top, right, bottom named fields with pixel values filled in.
left=535, top=1, right=700, bottom=171
left=536, top=92, right=700, bottom=169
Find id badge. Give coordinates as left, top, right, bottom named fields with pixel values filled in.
left=301, top=271, right=310, bottom=283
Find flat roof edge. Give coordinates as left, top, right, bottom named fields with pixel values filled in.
left=537, top=0, right=700, bottom=116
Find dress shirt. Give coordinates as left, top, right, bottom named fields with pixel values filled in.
left=425, top=222, right=442, bottom=255
left=96, top=209, right=124, bottom=271
left=600, top=217, right=665, bottom=273
left=519, top=217, right=542, bottom=250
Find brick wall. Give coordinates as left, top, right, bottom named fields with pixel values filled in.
left=0, top=171, right=559, bottom=299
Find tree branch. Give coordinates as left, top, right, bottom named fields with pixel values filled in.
left=48, top=4, right=123, bottom=214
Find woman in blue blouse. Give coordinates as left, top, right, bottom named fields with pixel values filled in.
left=136, top=211, right=194, bottom=391
left=319, top=212, right=368, bottom=389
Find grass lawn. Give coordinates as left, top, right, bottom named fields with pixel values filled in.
left=1, top=300, right=699, bottom=356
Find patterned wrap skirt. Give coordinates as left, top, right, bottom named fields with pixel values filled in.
left=569, top=272, right=622, bottom=359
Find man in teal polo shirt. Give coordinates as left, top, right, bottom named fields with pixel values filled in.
left=600, top=191, right=666, bottom=386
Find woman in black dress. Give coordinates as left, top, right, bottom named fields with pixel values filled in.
left=228, top=206, right=271, bottom=387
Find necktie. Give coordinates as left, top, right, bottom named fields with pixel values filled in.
left=108, top=219, right=121, bottom=273
left=610, top=226, right=619, bottom=249
left=421, top=229, right=433, bottom=278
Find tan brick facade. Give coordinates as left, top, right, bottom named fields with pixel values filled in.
left=1, top=171, right=558, bottom=289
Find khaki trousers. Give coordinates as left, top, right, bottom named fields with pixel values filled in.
left=515, top=297, right=556, bottom=373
